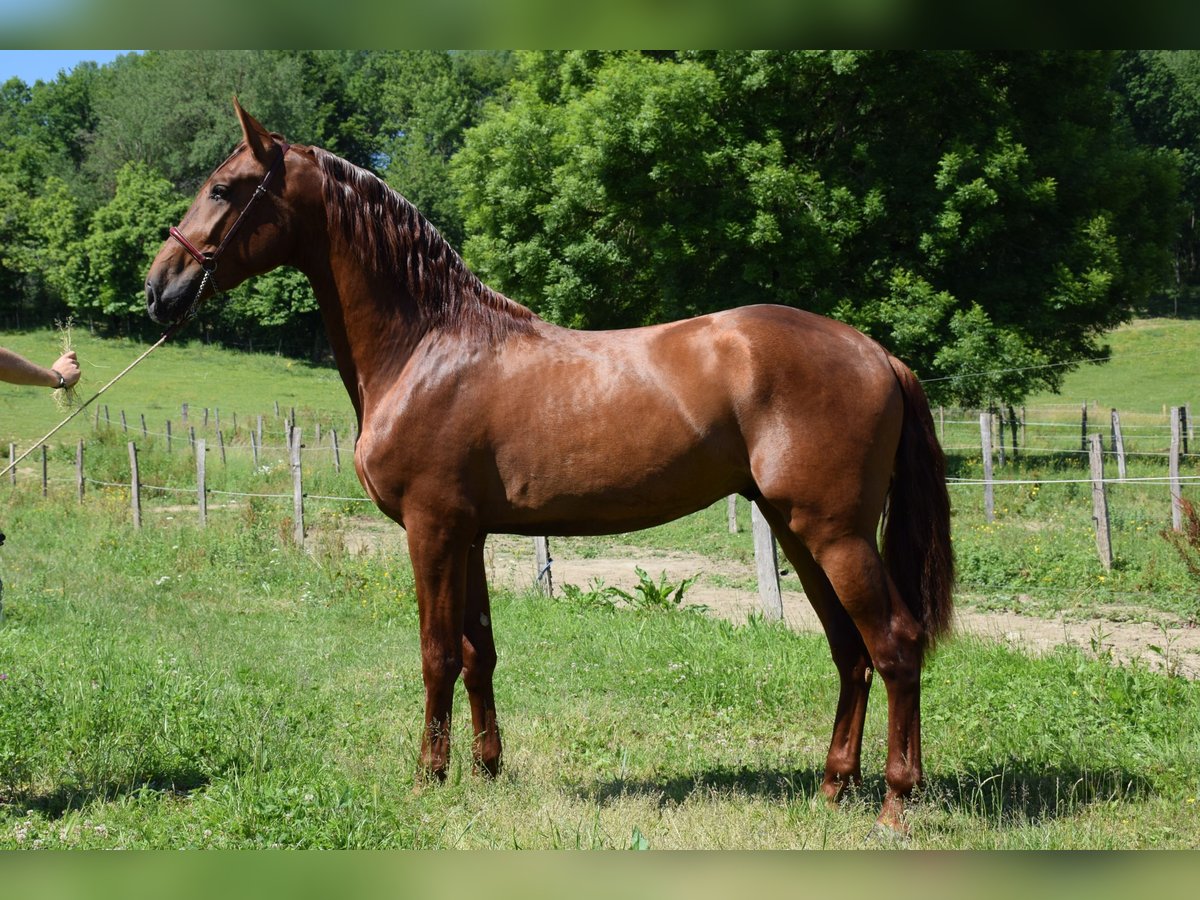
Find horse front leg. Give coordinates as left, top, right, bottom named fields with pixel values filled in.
left=462, top=537, right=502, bottom=776
left=406, top=519, right=472, bottom=781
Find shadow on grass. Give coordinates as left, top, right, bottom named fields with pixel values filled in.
left=4, top=769, right=212, bottom=819
left=581, top=762, right=1154, bottom=826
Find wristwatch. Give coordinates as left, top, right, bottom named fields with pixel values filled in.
left=52, top=369, right=65, bottom=389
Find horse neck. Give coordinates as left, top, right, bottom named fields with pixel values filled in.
left=301, top=251, right=421, bottom=425
left=294, top=150, right=538, bottom=421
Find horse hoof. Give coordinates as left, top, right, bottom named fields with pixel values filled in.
left=473, top=758, right=502, bottom=779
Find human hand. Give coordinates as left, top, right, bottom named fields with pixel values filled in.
left=52, top=351, right=81, bottom=388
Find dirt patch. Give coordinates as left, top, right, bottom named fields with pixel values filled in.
left=327, top=519, right=1200, bottom=680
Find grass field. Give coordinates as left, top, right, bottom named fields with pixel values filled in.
left=1, top=319, right=1199, bottom=848
left=0, top=328, right=351, bottom=447
left=1024, top=317, right=1200, bottom=414
left=1, top=489, right=1197, bottom=848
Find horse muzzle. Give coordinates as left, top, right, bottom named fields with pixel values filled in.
left=145, top=270, right=207, bottom=325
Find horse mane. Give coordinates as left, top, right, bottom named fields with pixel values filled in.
left=311, top=146, right=536, bottom=341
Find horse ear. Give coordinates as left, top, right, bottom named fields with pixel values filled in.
left=233, top=96, right=273, bottom=165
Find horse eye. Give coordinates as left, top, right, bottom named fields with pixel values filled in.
left=210, top=184, right=228, bottom=201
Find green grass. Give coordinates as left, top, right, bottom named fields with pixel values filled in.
left=1, top=491, right=1198, bottom=848
left=1025, top=317, right=1200, bottom=415
left=0, top=327, right=351, bottom=448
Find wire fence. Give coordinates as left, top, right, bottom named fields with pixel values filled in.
left=3, top=398, right=1198, bottom=619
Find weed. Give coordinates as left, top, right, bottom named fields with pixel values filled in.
left=559, top=578, right=617, bottom=611
left=603, top=567, right=700, bottom=613
left=1161, top=498, right=1200, bottom=624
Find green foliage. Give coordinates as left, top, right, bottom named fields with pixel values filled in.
left=455, top=51, right=1180, bottom=405
left=1161, top=499, right=1200, bottom=619
left=63, top=162, right=189, bottom=325
left=603, top=566, right=701, bottom=613
left=0, top=49, right=1193, bottom=388
left=558, top=578, right=617, bottom=611
left=83, top=51, right=318, bottom=196
left=361, top=51, right=514, bottom=249
left=1115, top=51, right=1200, bottom=315
left=560, top=567, right=702, bottom=613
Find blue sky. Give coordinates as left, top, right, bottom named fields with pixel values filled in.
left=0, top=50, right=133, bottom=85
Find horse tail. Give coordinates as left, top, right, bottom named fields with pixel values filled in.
left=883, top=355, right=955, bottom=650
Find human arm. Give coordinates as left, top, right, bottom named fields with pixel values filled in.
left=0, top=348, right=81, bottom=388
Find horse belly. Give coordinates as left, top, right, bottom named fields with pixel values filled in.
left=490, top=426, right=748, bottom=536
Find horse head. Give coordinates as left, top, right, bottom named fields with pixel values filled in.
left=146, top=99, right=309, bottom=325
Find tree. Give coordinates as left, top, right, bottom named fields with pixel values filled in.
left=453, top=51, right=1179, bottom=406
left=0, top=72, right=94, bottom=322
left=360, top=51, right=514, bottom=248
left=1114, top=50, right=1200, bottom=316
left=59, top=162, right=188, bottom=333
left=83, top=51, right=319, bottom=197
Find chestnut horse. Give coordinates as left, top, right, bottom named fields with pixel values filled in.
left=145, top=102, right=953, bottom=833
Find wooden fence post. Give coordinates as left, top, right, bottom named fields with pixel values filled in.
left=128, top=442, right=142, bottom=529
left=290, top=427, right=305, bottom=548
left=980, top=412, right=994, bottom=523
left=8, top=443, right=15, bottom=485
left=1170, top=407, right=1183, bottom=532
left=727, top=495, right=738, bottom=533
left=1110, top=409, right=1127, bottom=480
left=189, top=426, right=196, bottom=449
left=1080, top=402, right=1087, bottom=453
left=203, top=407, right=209, bottom=429
left=995, top=409, right=1006, bottom=467
left=938, top=406, right=945, bottom=443
left=120, top=409, right=128, bottom=433
left=140, top=413, right=148, bottom=439
left=182, top=402, right=188, bottom=426
left=1088, top=434, right=1112, bottom=570
left=166, top=420, right=172, bottom=453
left=40, top=445, right=47, bottom=497
left=331, top=428, right=341, bottom=473
left=218, top=430, right=227, bottom=466
left=250, top=430, right=260, bottom=468
left=76, top=439, right=84, bottom=503
left=196, top=438, right=207, bottom=527
left=1181, top=404, right=1190, bottom=457
left=1007, top=404, right=1019, bottom=462
left=257, top=414, right=264, bottom=449
left=751, top=502, right=783, bottom=621
left=533, top=536, right=552, bottom=596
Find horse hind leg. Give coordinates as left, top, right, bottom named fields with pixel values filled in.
left=462, top=538, right=502, bottom=777
left=810, top=533, right=926, bottom=834
left=756, top=501, right=874, bottom=805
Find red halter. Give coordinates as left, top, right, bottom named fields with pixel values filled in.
left=169, top=140, right=291, bottom=294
